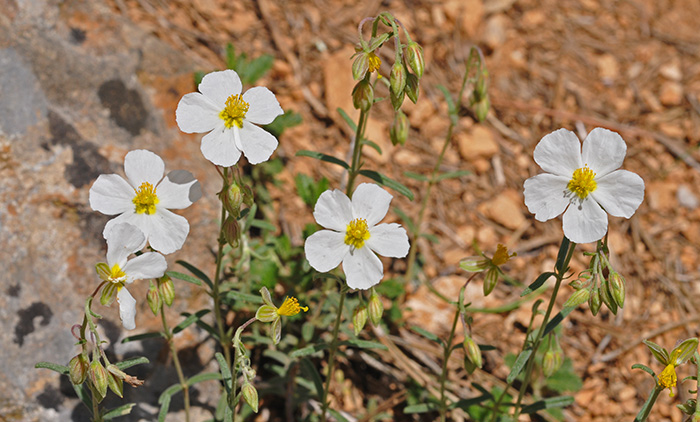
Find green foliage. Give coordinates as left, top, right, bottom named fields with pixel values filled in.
left=295, top=173, right=329, bottom=208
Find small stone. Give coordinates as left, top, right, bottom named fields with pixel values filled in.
left=597, top=54, right=619, bottom=85
left=483, top=14, right=508, bottom=50
left=324, top=47, right=357, bottom=121
left=647, top=181, right=677, bottom=212
left=457, top=125, right=499, bottom=161
left=677, top=184, right=699, bottom=209
left=477, top=190, right=526, bottom=230
left=659, top=61, right=682, bottom=81
left=659, top=81, right=683, bottom=106
left=460, top=0, right=484, bottom=38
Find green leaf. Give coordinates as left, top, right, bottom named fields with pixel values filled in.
left=296, top=150, right=350, bottom=170
left=507, top=349, right=532, bottom=384
left=555, top=236, right=572, bottom=273
left=327, top=409, right=351, bottom=422
left=404, top=171, right=428, bottom=182
left=226, top=290, right=264, bottom=305
left=35, top=362, right=69, bottom=375
left=543, top=306, right=576, bottom=337
left=521, top=395, right=574, bottom=414
left=435, top=170, right=471, bottom=181
left=103, top=403, right=136, bottom=420
left=115, top=356, right=149, bottom=371
left=187, top=372, right=222, bottom=386
left=521, top=272, right=555, bottom=297
left=158, top=393, right=171, bottom=422
left=300, top=358, right=324, bottom=398
left=339, top=339, right=387, bottom=350
left=374, top=278, right=405, bottom=299
left=159, top=383, right=183, bottom=404
left=357, top=170, right=414, bottom=200
left=241, top=54, right=274, bottom=85
left=632, top=363, right=656, bottom=378
left=176, top=260, right=213, bottom=289
left=410, top=325, right=443, bottom=345
left=404, top=403, right=438, bottom=413
left=337, top=108, right=357, bottom=131
left=449, top=394, right=492, bottom=410
left=166, top=271, right=202, bottom=286
left=174, top=309, right=211, bottom=335
left=264, top=110, right=302, bottom=138
left=546, top=359, right=583, bottom=393
left=121, top=332, right=163, bottom=343
left=295, top=173, right=329, bottom=207
left=392, top=206, right=415, bottom=234
left=73, top=383, right=92, bottom=410
left=250, top=219, right=277, bottom=231
left=363, top=139, right=382, bottom=154
left=290, top=343, right=330, bottom=359
left=215, top=353, right=232, bottom=393
left=437, top=85, right=457, bottom=124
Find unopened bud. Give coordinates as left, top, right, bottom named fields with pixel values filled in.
left=483, top=267, right=500, bottom=296
left=147, top=281, right=161, bottom=315
left=368, top=290, right=384, bottom=325
left=463, top=336, right=483, bottom=369
left=242, top=184, right=254, bottom=207
left=352, top=80, right=374, bottom=112
left=158, top=275, right=175, bottom=307
left=405, top=42, right=425, bottom=78
left=405, top=73, right=419, bottom=104
left=390, top=62, right=407, bottom=99
left=352, top=53, right=369, bottom=81
left=678, top=398, right=697, bottom=415
left=353, top=305, right=368, bottom=336
left=459, top=257, right=489, bottom=273
left=473, top=97, right=490, bottom=122
left=219, top=182, right=244, bottom=217
left=107, top=371, right=124, bottom=398
left=600, top=281, right=618, bottom=315
left=69, top=353, right=89, bottom=385
left=563, top=288, right=590, bottom=308
left=242, top=382, right=259, bottom=413
left=542, top=348, right=563, bottom=378
left=89, top=360, right=109, bottom=401
left=222, top=216, right=240, bottom=248
left=390, top=89, right=404, bottom=111
left=588, top=286, right=601, bottom=316
left=608, top=272, right=626, bottom=308
left=390, top=110, right=409, bottom=146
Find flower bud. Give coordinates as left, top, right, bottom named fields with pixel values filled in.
left=459, top=257, right=489, bottom=273
left=608, top=271, right=626, bottom=308
left=219, top=182, right=244, bottom=217
left=463, top=336, right=483, bottom=369
left=405, top=42, right=425, bottom=78
left=542, top=347, right=563, bottom=378
left=89, top=360, right=109, bottom=402
left=353, top=305, right=368, bottom=336
left=242, top=184, right=255, bottom=207
left=147, top=281, right=161, bottom=316
left=222, top=216, right=240, bottom=248
left=352, top=53, right=369, bottom=81
left=588, top=286, right=601, bottom=316
left=483, top=267, right=500, bottom=296
left=69, top=353, right=89, bottom=385
left=563, top=288, right=590, bottom=309
left=390, top=62, right=407, bottom=99
left=158, top=275, right=175, bottom=307
left=473, top=97, right=490, bottom=123
left=352, top=80, right=374, bottom=112
left=405, top=73, right=419, bottom=104
left=390, top=89, right=404, bottom=111
left=390, top=110, right=409, bottom=146
left=368, top=290, right=384, bottom=325
left=242, top=382, right=259, bottom=413
left=107, top=371, right=124, bottom=398
left=600, top=281, right=618, bottom=315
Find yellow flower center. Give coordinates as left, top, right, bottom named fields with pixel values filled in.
left=567, top=165, right=597, bottom=200
left=109, top=264, right=127, bottom=284
left=345, top=218, right=371, bottom=249
left=659, top=363, right=677, bottom=396
left=368, top=52, right=381, bottom=73
left=277, top=297, right=308, bottom=316
left=492, top=244, right=516, bottom=267
left=133, top=182, right=159, bottom=215
left=219, top=94, right=249, bottom=129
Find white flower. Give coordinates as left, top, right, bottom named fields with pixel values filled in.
left=175, top=69, right=284, bottom=167
left=97, top=223, right=167, bottom=330
left=304, top=183, right=410, bottom=290
left=523, top=128, right=645, bottom=244
left=89, top=149, right=202, bottom=254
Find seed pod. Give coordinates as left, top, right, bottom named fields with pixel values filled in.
left=352, top=80, right=374, bottom=112
left=158, top=275, right=175, bottom=307
left=588, top=286, right=601, bottom=316
left=463, top=336, right=483, bottom=369
left=368, top=290, right=384, bottom=325
left=352, top=53, right=370, bottom=81
left=563, top=288, right=590, bottom=308
left=353, top=305, right=368, bottom=336
left=69, top=353, right=89, bottom=385
left=242, top=382, right=259, bottom=413
left=390, top=110, right=409, bottom=146
left=222, top=216, right=241, bottom=248
left=405, top=73, right=419, bottom=104
left=219, top=182, right=244, bottom=217
left=405, top=42, right=425, bottom=78
left=600, top=281, right=618, bottom=315
left=608, top=271, right=626, bottom=308
left=473, top=97, right=490, bottom=123
left=390, top=62, right=407, bottom=99
left=147, top=281, right=162, bottom=315
left=89, top=360, right=109, bottom=402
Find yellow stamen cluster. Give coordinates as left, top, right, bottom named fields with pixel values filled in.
left=277, top=297, right=308, bottom=316
left=492, top=244, right=516, bottom=267
left=219, top=94, right=249, bottom=129
left=368, top=52, right=381, bottom=73
left=105, top=264, right=127, bottom=285
left=345, top=218, right=371, bottom=249
left=567, top=165, right=597, bottom=200
left=659, top=364, right=677, bottom=396
left=133, top=182, right=159, bottom=215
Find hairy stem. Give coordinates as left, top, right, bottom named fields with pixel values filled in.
left=161, top=306, right=190, bottom=422
left=346, top=109, right=369, bottom=196
left=634, top=385, right=664, bottom=422
left=320, top=288, right=348, bottom=422
left=439, top=307, right=461, bottom=421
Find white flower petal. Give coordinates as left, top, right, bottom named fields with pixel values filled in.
left=117, top=287, right=137, bottom=330
left=342, top=246, right=383, bottom=290
left=239, top=121, right=278, bottom=165
left=351, top=183, right=392, bottom=226
left=242, top=87, right=284, bottom=125
left=123, top=252, right=167, bottom=283
left=143, top=209, right=190, bottom=254
left=89, top=174, right=135, bottom=215
left=157, top=170, right=201, bottom=209
left=313, top=189, right=353, bottom=231
left=198, top=69, right=242, bottom=106
left=523, top=173, right=570, bottom=222
left=124, top=150, right=165, bottom=188
left=582, top=128, right=627, bottom=177
left=533, top=129, right=583, bottom=177
left=304, top=230, right=348, bottom=272
left=106, top=222, right=146, bottom=267
left=592, top=170, right=645, bottom=218
left=200, top=125, right=242, bottom=167
left=367, top=223, right=409, bottom=258
left=175, top=92, right=221, bottom=134
left=562, top=198, right=608, bottom=244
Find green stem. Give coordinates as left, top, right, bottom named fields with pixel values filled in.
left=91, top=387, right=103, bottom=422
left=320, top=287, right=348, bottom=422
left=213, top=169, right=232, bottom=368
left=439, top=307, right=461, bottom=421
left=634, top=385, right=664, bottom=422
left=346, top=109, right=369, bottom=196
left=161, top=306, right=190, bottom=422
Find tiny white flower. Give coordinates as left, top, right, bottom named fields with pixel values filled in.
left=97, top=223, right=167, bottom=330
left=89, top=149, right=202, bottom=254
left=523, top=128, right=645, bottom=244
left=175, top=69, right=284, bottom=167
left=304, top=183, right=410, bottom=290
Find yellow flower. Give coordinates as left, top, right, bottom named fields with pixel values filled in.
left=255, top=287, right=308, bottom=344
left=277, top=297, right=309, bottom=316
left=659, top=364, right=677, bottom=397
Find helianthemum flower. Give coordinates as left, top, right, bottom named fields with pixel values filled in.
left=304, top=183, right=410, bottom=290
left=97, top=223, right=167, bottom=330
left=255, top=287, right=308, bottom=344
left=175, top=69, right=284, bottom=167
left=523, top=128, right=645, bottom=244
left=89, top=149, right=201, bottom=254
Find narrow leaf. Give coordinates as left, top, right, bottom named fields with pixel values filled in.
left=158, top=383, right=182, bottom=405
left=215, top=353, right=232, bottom=393
left=327, top=409, right=351, bottom=422
left=358, top=170, right=414, bottom=200
left=187, top=372, right=221, bottom=386
left=339, top=339, right=388, bottom=350
left=404, top=403, right=438, bottom=413
left=174, top=310, right=211, bottom=335
left=543, top=306, right=576, bottom=337
left=362, top=139, right=382, bottom=154
left=521, top=272, right=555, bottom=297
left=296, top=150, right=350, bottom=170
left=632, top=363, right=656, bottom=378
left=507, top=349, right=533, bottom=384
left=176, top=260, right=213, bottom=289
left=555, top=237, right=572, bottom=273
left=115, top=356, right=149, bottom=370
left=300, top=358, right=324, bottom=398
left=166, top=271, right=202, bottom=286
left=337, top=108, right=357, bottom=131
left=290, top=343, right=330, bottom=359
left=521, top=395, right=574, bottom=414
left=410, top=325, right=443, bottom=345
left=35, top=362, right=69, bottom=375
left=404, top=171, right=428, bottom=182
left=158, top=394, right=171, bottom=422
left=435, top=170, right=472, bottom=181
left=225, top=290, right=264, bottom=305
left=104, top=403, right=136, bottom=420
left=437, top=84, right=457, bottom=121
left=121, top=332, right=163, bottom=343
